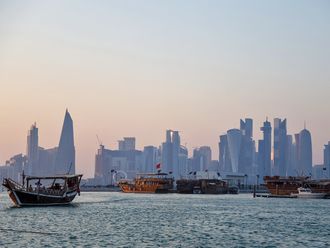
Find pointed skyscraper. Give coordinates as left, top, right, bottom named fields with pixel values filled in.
left=55, top=110, right=75, bottom=174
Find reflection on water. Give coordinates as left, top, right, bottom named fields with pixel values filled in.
left=0, top=192, right=329, bottom=247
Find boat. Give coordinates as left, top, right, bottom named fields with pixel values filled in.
left=2, top=174, right=83, bottom=207
left=118, top=173, right=174, bottom=193
left=291, top=187, right=327, bottom=199
left=176, top=179, right=233, bottom=194
left=264, top=176, right=330, bottom=197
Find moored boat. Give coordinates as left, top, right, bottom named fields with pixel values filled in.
left=264, top=176, right=330, bottom=197
left=291, top=187, right=327, bottom=199
left=2, top=174, right=83, bottom=207
left=176, top=179, right=235, bottom=194
left=118, top=173, right=174, bottom=193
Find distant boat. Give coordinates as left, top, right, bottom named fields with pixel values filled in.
left=2, top=174, right=83, bottom=207
left=263, top=176, right=330, bottom=197
left=291, top=187, right=327, bottom=199
left=118, top=173, right=174, bottom=193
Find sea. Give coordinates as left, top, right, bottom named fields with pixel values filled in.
left=0, top=192, right=329, bottom=247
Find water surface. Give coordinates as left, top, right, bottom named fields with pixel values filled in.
left=0, top=192, right=329, bottom=247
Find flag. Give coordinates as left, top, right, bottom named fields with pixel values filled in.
left=156, top=163, right=161, bottom=169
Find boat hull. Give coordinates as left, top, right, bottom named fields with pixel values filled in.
left=9, top=190, right=78, bottom=206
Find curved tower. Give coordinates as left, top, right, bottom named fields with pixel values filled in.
left=55, top=110, right=75, bottom=174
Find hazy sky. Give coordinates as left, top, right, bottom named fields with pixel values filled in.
left=0, top=0, right=329, bottom=177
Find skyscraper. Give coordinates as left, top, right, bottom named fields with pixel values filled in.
left=26, top=123, right=39, bottom=175
left=273, top=118, right=287, bottom=176
left=55, top=110, right=75, bottom=174
left=219, top=134, right=231, bottom=172
left=239, top=118, right=254, bottom=175
left=161, top=130, right=181, bottom=179
left=227, top=129, right=242, bottom=173
left=258, top=118, right=272, bottom=179
left=192, top=146, right=212, bottom=172
left=296, top=128, right=312, bottom=176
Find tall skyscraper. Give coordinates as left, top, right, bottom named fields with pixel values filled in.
left=55, top=110, right=75, bottom=174
left=296, top=128, right=313, bottom=176
left=26, top=123, right=39, bottom=175
left=324, top=142, right=330, bottom=178
left=219, top=134, right=231, bottom=172
left=227, top=129, right=242, bottom=173
left=239, top=118, right=254, bottom=175
left=161, top=130, right=182, bottom=179
left=273, top=118, right=287, bottom=176
left=240, top=118, right=253, bottom=138
left=258, top=118, right=272, bottom=179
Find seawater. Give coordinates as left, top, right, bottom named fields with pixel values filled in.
left=0, top=192, right=329, bottom=247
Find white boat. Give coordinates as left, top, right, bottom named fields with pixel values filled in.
left=291, top=187, right=326, bottom=199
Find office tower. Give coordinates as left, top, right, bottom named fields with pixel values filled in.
left=323, top=142, right=330, bottom=178
left=295, top=128, right=312, bottom=176
left=26, top=123, right=39, bottom=175
left=258, top=118, right=272, bottom=178
left=55, top=110, right=75, bottom=174
left=239, top=118, right=254, bottom=175
left=240, top=118, right=253, bottom=138
left=178, top=146, right=188, bottom=179
left=286, top=135, right=296, bottom=176
left=118, top=137, right=136, bottom=151
left=199, top=146, right=212, bottom=171
left=161, top=130, right=182, bottom=179
left=219, top=135, right=231, bottom=172
left=143, top=146, right=158, bottom=172
left=273, top=118, right=287, bottom=176
left=227, top=129, right=242, bottom=173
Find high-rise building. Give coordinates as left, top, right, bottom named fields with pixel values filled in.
left=161, top=130, right=182, bottom=179
left=239, top=118, right=254, bottom=175
left=286, top=135, right=296, bottom=176
left=143, top=146, right=158, bottom=173
left=118, top=137, right=136, bottom=151
left=273, top=118, right=287, bottom=176
left=26, top=123, right=39, bottom=175
left=240, top=118, right=253, bottom=138
left=323, top=142, right=330, bottom=178
left=295, top=128, right=312, bottom=176
left=227, top=129, right=242, bottom=173
left=219, top=134, right=231, bottom=172
left=55, top=110, right=75, bottom=174
left=258, top=118, right=272, bottom=179
left=192, top=146, right=212, bottom=172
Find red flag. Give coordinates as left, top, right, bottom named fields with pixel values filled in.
left=156, top=163, right=161, bottom=169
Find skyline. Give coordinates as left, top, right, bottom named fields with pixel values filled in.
left=0, top=111, right=328, bottom=178
left=1, top=1, right=329, bottom=177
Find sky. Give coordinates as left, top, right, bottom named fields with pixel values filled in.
left=0, top=0, right=329, bottom=178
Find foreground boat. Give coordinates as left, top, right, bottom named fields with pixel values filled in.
left=264, top=176, right=330, bottom=197
left=2, top=174, right=83, bottom=207
left=118, top=173, right=174, bottom=193
left=291, top=187, right=327, bottom=199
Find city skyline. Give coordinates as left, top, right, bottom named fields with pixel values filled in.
left=0, top=111, right=328, bottom=179
left=1, top=1, right=329, bottom=177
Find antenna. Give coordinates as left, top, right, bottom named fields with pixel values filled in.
left=304, top=121, right=306, bottom=129
left=96, top=135, right=103, bottom=146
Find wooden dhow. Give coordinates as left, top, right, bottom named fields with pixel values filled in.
left=2, top=174, right=83, bottom=207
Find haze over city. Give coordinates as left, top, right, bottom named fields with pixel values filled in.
left=0, top=1, right=329, bottom=178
